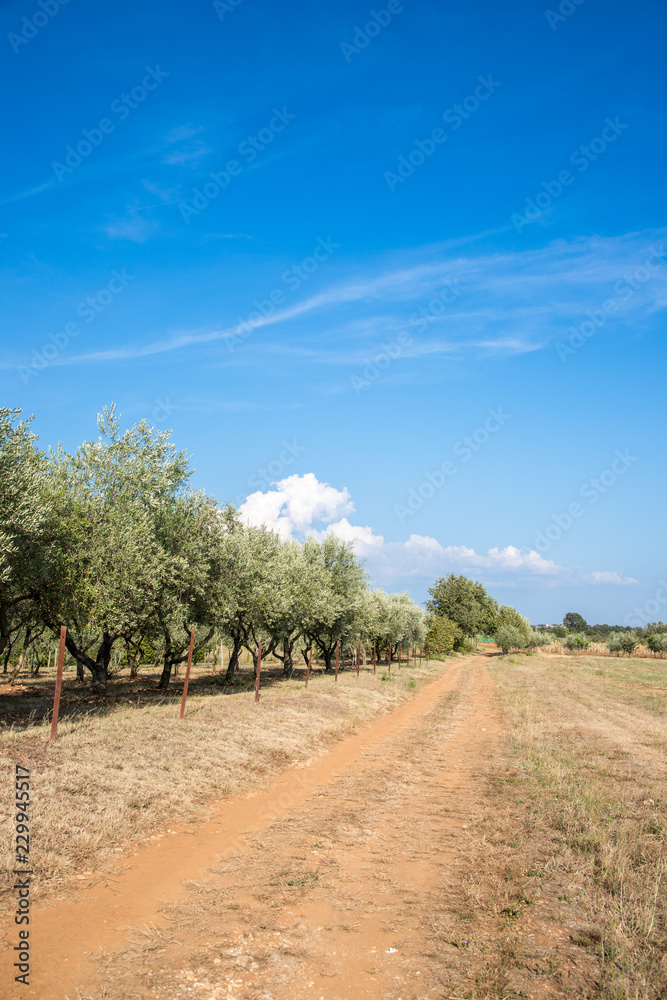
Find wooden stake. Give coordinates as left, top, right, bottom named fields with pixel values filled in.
left=335, top=640, right=339, bottom=683
left=407, top=645, right=410, bottom=668
left=388, top=643, right=392, bottom=674
left=373, top=641, right=376, bottom=674
left=179, top=629, right=196, bottom=719
left=50, top=626, right=67, bottom=743
left=254, top=640, right=262, bottom=703
left=357, top=640, right=361, bottom=678
left=305, top=647, right=312, bottom=687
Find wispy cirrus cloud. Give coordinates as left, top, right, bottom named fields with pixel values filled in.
left=7, top=228, right=667, bottom=372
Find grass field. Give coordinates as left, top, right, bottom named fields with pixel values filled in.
left=477, top=651, right=667, bottom=998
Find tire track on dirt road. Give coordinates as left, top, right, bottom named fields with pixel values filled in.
left=2, top=654, right=502, bottom=999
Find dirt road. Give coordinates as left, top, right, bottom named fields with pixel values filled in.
left=5, top=654, right=507, bottom=999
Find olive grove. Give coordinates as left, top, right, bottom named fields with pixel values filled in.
left=1, top=407, right=430, bottom=692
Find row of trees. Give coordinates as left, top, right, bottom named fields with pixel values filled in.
left=545, top=612, right=667, bottom=641
left=491, top=622, right=667, bottom=658
left=1, top=407, right=431, bottom=693
left=557, top=631, right=667, bottom=656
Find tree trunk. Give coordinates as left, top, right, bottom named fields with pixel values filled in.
left=159, top=659, right=173, bottom=688
left=159, top=632, right=174, bottom=689
left=159, top=627, right=213, bottom=689
left=56, top=628, right=112, bottom=692
left=273, top=639, right=295, bottom=678
left=226, top=635, right=244, bottom=678
left=0, top=597, right=8, bottom=661
left=10, top=627, right=33, bottom=686
left=246, top=639, right=275, bottom=673
left=125, top=640, right=140, bottom=679
left=89, top=661, right=108, bottom=693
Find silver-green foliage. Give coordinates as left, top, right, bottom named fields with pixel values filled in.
left=564, top=633, right=590, bottom=652
left=495, top=624, right=528, bottom=655
left=606, top=631, right=640, bottom=656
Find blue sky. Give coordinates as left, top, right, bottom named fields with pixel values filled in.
left=2, top=0, right=666, bottom=625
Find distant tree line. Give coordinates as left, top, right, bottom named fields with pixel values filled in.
left=543, top=612, right=666, bottom=643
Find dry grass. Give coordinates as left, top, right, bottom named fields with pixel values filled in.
left=486, top=651, right=667, bottom=999
left=0, top=652, right=447, bottom=905
left=541, top=639, right=666, bottom=659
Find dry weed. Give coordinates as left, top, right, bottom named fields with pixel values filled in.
left=488, top=652, right=667, bottom=999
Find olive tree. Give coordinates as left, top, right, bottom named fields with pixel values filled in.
left=496, top=605, right=531, bottom=645
left=300, top=535, right=367, bottom=671
left=0, top=408, right=49, bottom=659
left=152, top=491, right=224, bottom=689
left=526, top=629, right=550, bottom=652
left=647, top=633, right=667, bottom=657
left=35, top=407, right=190, bottom=692
left=215, top=522, right=285, bottom=677
left=265, top=540, right=322, bottom=677
left=564, top=633, right=590, bottom=652
left=606, top=632, right=639, bottom=657
left=495, top=624, right=526, bottom=655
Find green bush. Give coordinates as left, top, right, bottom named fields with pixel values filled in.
left=526, top=629, right=550, bottom=651
left=647, top=633, right=667, bottom=656
left=424, top=615, right=462, bottom=657
left=564, top=633, right=590, bottom=652
left=606, top=632, right=639, bottom=656
left=495, top=624, right=527, bottom=655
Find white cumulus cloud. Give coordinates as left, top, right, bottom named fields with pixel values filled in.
left=238, top=472, right=354, bottom=539
left=238, top=473, right=638, bottom=590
